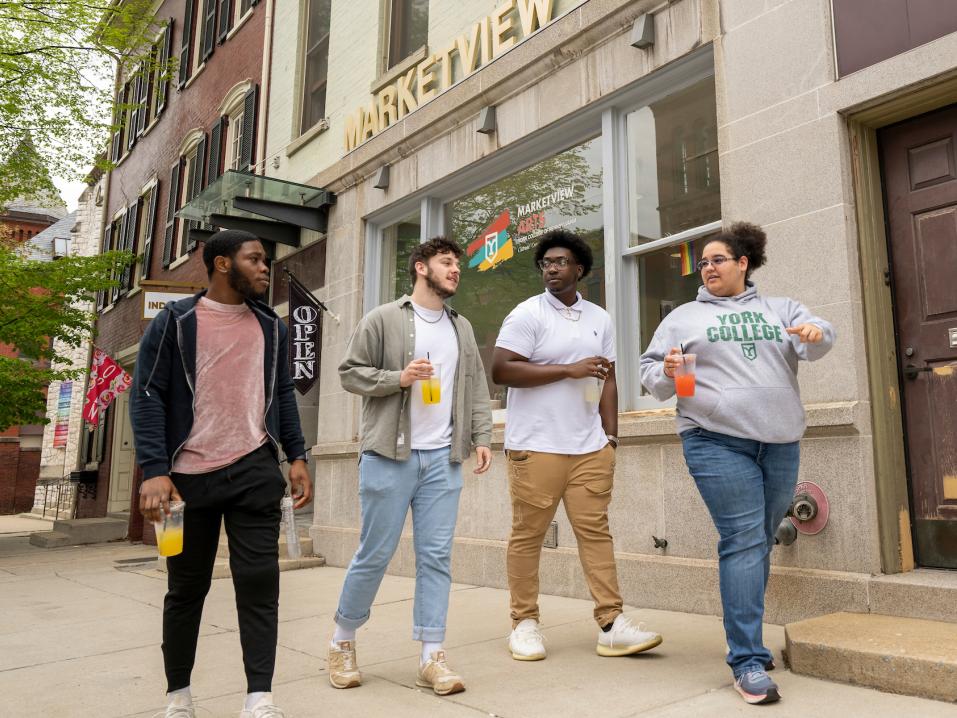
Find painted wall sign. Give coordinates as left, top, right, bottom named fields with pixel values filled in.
left=345, top=0, right=555, bottom=151
left=143, top=291, right=195, bottom=319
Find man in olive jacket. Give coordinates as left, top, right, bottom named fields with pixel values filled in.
left=327, top=237, right=492, bottom=697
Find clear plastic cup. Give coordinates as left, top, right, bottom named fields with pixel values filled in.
left=421, top=362, right=441, bottom=405
left=674, top=354, right=696, bottom=398
left=584, top=376, right=604, bottom=404
left=155, top=500, right=185, bottom=557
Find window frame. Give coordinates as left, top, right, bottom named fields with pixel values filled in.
left=299, top=0, right=332, bottom=135
left=364, top=48, right=717, bottom=411
left=387, top=0, right=429, bottom=70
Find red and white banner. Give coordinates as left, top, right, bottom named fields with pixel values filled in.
left=82, top=349, right=132, bottom=423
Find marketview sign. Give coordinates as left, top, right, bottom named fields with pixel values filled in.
left=345, top=0, right=555, bottom=152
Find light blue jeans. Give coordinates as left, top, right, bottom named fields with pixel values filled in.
left=335, top=446, right=463, bottom=642
left=680, top=427, right=800, bottom=677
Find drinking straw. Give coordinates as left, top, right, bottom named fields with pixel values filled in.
left=426, top=352, right=433, bottom=402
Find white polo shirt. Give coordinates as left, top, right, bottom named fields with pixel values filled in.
left=496, top=291, right=615, bottom=454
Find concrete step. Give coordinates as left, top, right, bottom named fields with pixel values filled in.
left=29, top=517, right=128, bottom=548
left=216, top=534, right=314, bottom=559
left=157, top=554, right=326, bottom=578
left=785, top=611, right=957, bottom=702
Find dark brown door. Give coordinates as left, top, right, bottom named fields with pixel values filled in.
left=879, top=105, right=957, bottom=569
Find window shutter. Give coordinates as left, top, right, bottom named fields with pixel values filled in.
left=157, top=20, right=174, bottom=113
left=179, top=0, right=195, bottom=88
left=217, top=0, right=232, bottom=42
left=251, top=0, right=259, bottom=6
left=136, top=66, right=150, bottom=136
left=163, top=160, right=182, bottom=267
left=121, top=201, right=139, bottom=291
left=125, top=79, right=137, bottom=151
left=201, top=0, right=216, bottom=61
left=208, top=117, right=223, bottom=184
left=110, top=127, right=122, bottom=163
left=96, top=227, right=110, bottom=310
left=141, top=185, right=159, bottom=281
left=238, top=85, right=258, bottom=172
left=186, top=136, right=207, bottom=252
left=110, top=215, right=125, bottom=303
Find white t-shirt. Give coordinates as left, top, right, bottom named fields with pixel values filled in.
left=496, top=291, right=615, bottom=454
left=409, top=301, right=459, bottom=450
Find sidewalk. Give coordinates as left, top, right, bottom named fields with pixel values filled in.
left=0, top=535, right=951, bottom=718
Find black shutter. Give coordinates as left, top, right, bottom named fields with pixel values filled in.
left=163, top=160, right=182, bottom=267
left=157, top=20, right=173, bottom=113
left=185, top=135, right=207, bottom=252
left=136, top=64, right=149, bottom=135
left=179, top=0, right=195, bottom=88
left=201, top=0, right=216, bottom=61
left=141, top=184, right=159, bottom=281
left=125, top=79, right=137, bottom=151
left=110, top=216, right=125, bottom=303
left=121, top=201, right=139, bottom=291
left=251, top=0, right=259, bottom=6
left=208, top=117, right=223, bottom=183
left=217, top=0, right=232, bottom=42
left=238, top=85, right=257, bottom=172
left=110, top=127, right=122, bottom=163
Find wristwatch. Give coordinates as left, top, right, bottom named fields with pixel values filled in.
left=289, top=453, right=310, bottom=464
left=606, top=434, right=619, bottom=449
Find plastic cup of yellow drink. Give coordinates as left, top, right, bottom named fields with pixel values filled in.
left=155, top=501, right=185, bottom=557
left=421, top=362, right=442, bottom=405
left=584, top=376, right=604, bottom=404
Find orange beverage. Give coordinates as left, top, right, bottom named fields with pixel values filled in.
left=154, top=501, right=185, bottom=557
left=674, top=353, right=696, bottom=398
left=674, top=373, right=695, bottom=397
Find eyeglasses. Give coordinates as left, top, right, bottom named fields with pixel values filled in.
left=537, top=257, right=573, bottom=270
left=696, top=255, right=736, bottom=271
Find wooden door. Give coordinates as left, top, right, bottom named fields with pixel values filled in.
left=107, top=391, right=135, bottom=513
left=879, top=104, right=957, bottom=569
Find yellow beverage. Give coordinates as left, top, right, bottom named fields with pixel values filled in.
left=421, top=377, right=441, bottom=404
left=157, top=527, right=184, bottom=557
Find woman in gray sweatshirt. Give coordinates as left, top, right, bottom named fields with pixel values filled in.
left=639, top=222, right=835, bottom=706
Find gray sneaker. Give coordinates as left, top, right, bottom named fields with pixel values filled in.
left=734, top=670, right=780, bottom=704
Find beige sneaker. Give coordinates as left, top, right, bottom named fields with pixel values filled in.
left=415, top=651, right=465, bottom=695
left=328, top=640, right=362, bottom=689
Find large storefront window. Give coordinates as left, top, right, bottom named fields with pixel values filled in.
left=446, top=137, right=604, bottom=404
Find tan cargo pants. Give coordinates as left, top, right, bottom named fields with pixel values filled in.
left=506, top=444, right=623, bottom=628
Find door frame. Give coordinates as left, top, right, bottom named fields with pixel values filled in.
left=848, top=76, right=957, bottom=574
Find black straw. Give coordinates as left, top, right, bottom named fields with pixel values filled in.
left=426, top=352, right=432, bottom=402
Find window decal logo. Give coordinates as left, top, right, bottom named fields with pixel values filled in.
left=467, top=210, right=514, bottom=271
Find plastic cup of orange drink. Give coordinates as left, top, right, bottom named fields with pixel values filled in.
left=674, top=354, right=696, bottom=398
left=155, top=501, right=185, bottom=557
left=421, top=362, right=442, bottom=405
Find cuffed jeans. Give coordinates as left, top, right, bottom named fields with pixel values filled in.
left=335, top=446, right=462, bottom=642
left=680, top=427, right=800, bottom=677
left=506, top=445, right=623, bottom=628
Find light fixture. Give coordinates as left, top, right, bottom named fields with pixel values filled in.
left=477, top=105, right=496, bottom=135
left=630, top=13, right=655, bottom=49
left=373, top=164, right=390, bottom=190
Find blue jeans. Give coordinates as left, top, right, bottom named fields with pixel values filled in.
left=335, top=447, right=462, bottom=642
left=680, top=428, right=799, bottom=677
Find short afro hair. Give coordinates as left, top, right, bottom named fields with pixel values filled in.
left=533, top=229, right=593, bottom=277
left=202, top=229, right=260, bottom=277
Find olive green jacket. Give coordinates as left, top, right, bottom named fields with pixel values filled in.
left=338, top=295, right=493, bottom=463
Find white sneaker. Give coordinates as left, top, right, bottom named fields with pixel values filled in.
left=596, top=614, right=662, bottom=656
left=162, top=693, right=195, bottom=718
left=239, top=693, right=284, bottom=718
left=508, top=618, right=547, bottom=661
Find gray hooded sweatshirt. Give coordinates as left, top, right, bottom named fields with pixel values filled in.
left=639, top=283, right=836, bottom=443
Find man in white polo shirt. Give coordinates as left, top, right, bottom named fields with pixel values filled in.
left=491, top=229, right=662, bottom=661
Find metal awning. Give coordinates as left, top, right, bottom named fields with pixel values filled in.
left=176, top=171, right=336, bottom=248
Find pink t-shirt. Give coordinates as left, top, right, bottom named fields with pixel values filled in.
left=172, top=297, right=268, bottom=474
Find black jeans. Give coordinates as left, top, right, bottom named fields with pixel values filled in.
left=163, top=444, right=286, bottom=693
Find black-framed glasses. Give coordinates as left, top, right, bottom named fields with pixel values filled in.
left=537, top=257, right=573, bottom=270
left=696, top=255, right=736, bottom=271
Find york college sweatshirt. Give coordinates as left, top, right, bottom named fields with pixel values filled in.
left=639, top=283, right=836, bottom=443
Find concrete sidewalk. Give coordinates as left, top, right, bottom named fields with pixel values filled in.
left=0, top=535, right=951, bottom=718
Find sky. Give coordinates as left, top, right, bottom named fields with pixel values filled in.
left=53, top=178, right=87, bottom=212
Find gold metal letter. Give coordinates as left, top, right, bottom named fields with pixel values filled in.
left=491, top=0, right=517, bottom=57
left=456, top=24, right=481, bottom=77
left=377, top=85, right=397, bottom=130
left=397, top=68, right=418, bottom=118
left=416, top=54, right=438, bottom=104
left=516, top=0, right=554, bottom=36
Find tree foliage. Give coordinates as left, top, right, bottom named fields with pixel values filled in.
left=0, top=234, right=131, bottom=430
left=0, top=0, right=161, bottom=209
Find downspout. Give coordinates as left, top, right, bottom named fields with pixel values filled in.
left=257, top=0, right=275, bottom=177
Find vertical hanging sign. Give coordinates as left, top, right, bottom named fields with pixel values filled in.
left=287, top=272, right=324, bottom=395
left=52, top=381, right=73, bottom=448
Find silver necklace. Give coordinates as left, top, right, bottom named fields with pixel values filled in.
left=412, top=306, right=446, bottom=324
left=551, top=303, right=581, bottom=321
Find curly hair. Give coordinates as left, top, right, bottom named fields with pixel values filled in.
left=408, top=236, right=463, bottom=285
left=709, top=221, right=767, bottom=278
left=533, top=229, right=593, bottom=278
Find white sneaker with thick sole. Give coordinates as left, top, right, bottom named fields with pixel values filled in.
left=596, top=614, right=662, bottom=656
left=161, top=693, right=195, bottom=718
left=508, top=618, right=547, bottom=661
left=239, top=692, right=285, bottom=718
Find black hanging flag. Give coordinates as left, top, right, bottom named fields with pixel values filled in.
left=287, top=270, right=324, bottom=395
